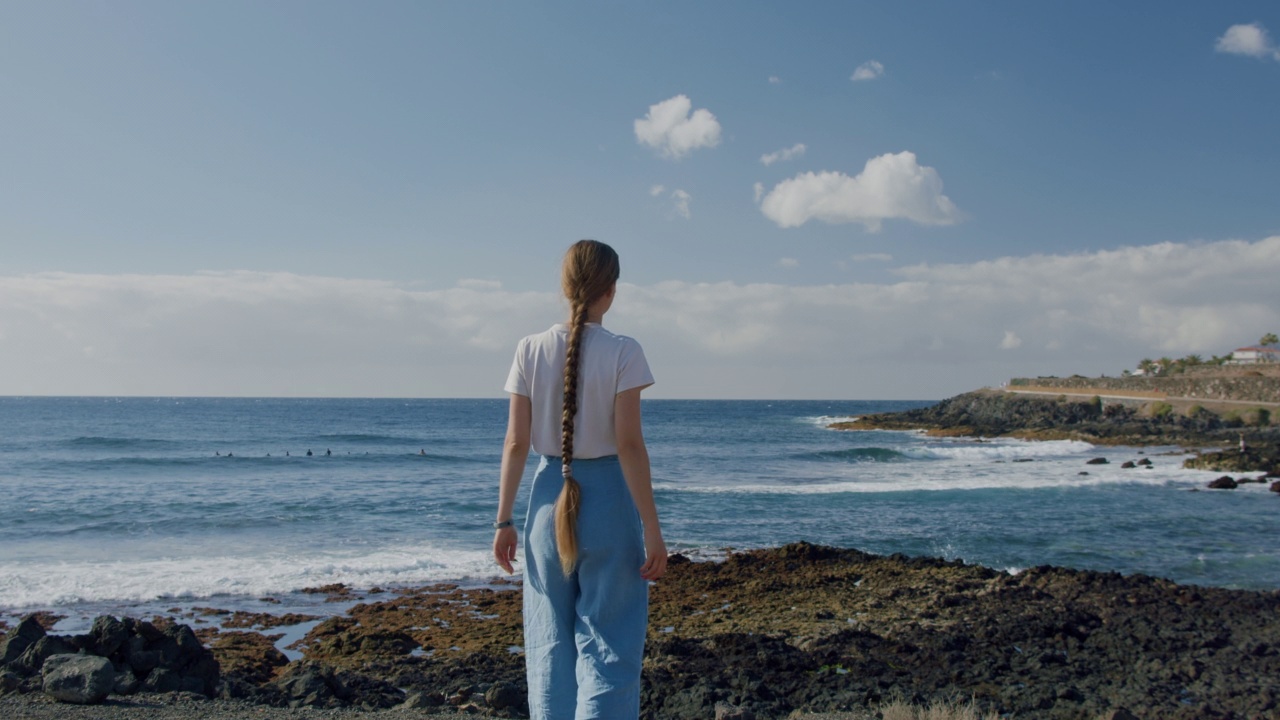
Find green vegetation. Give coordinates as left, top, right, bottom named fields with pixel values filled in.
left=1135, top=353, right=1229, bottom=376
left=1150, top=401, right=1173, bottom=418
left=1262, top=332, right=1278, bottom=347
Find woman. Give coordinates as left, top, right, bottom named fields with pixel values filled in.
left=493, top=239, right=667, bottom=719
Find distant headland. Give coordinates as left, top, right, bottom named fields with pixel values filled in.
left=832, top=341, right=1280, bottom=476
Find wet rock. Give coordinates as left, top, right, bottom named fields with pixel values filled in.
left=1098, top=710, right=1139, bottom=720
left=1208, top=476, right=1238, bottom=489
left=1087, top=457, right=1109, bottom=465
left=1137, top=458, right=1153, bottom=466
left=0, top=617, right=46, bottom=665
left=1271, top=481, right=1280, bottom=493
left=1, top=670, right=22, bottom=695
left=1121, top=461, right=1136, bottom=468
left=42, top=654, right=114, bottom=704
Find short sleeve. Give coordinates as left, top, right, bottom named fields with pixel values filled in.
left=616, top=338, right=655, bottom=394
left=504, top=340, right=529, bottom=396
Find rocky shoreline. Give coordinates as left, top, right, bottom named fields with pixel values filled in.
left=3, top=543, right=1278, bottom=719
left=831, top=389, right=1280, bottom=477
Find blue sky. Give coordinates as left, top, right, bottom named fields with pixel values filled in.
left=1, top=2, right=1278, bottom=398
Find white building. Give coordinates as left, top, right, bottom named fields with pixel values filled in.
left=1230, top=346, right=1280, bottom=364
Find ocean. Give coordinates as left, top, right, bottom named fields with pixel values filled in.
left=1, top=396, right=1276, bottom=632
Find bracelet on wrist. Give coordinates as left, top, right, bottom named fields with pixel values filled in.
left=493, top=519, right=514, bottom=530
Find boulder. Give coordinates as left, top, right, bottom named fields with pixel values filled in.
left=1121, top=461, right=1136, bottom=469
left=1, top=670, right=22, bottom=695
left=1137, top=458, right=1153, bottom=466
left=42, top=654, right=115, bottom=705
left=1086, top=457, right=1109, bottom=465
left=113, top=667, right=140, bottom=695
left=1208, top=476, right=1238, bottom=490
left=13, top=635, right=78, bottom=674
left=143, top=667, right=182, bottom=693
left=401, top=690, right=445, bottom=709
left=1270, top=481, right=1280, bottom=494
left=89, top=616, right=129, bottom=658
left=1, top=617, right=47, bottom=665
left=484, top=681, right=522, bottom=710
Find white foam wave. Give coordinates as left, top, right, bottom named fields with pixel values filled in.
left=655, top=465, right=1218, bottom=495
left=0, top=543, right=498, bottom=610
left=805, top=415, right=861, bottom=425
left=902, top=439, right=1096, bottom=461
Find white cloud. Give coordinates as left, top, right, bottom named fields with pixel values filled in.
left=634, top=94, right=722, bottom=160
left=760, top=143, right=807, bottom=166
left=3, top=238, right=1277, bottom=399
left=759, top=151, right=963, bottom=231
left=851, top=60, right=885, bottom=82
left=456, top=279, right=502, bottom=290
left=753, top=182, right=765, bottom=204
left=1215, top=22, right=1280, bottom=60
left=649, top=184, right=666, bottom=197
left=777, top=258, right=799, bottom=268
left=670, top=189, right=692, bottom=219
left=768, top=75, right=781, bottom=84
left=1000, top=331, right=1023, bottom=349
left=851, top=253, right=893, bottom=263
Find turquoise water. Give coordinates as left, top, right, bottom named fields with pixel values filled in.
left=0, top=397, right=1275, bottom=621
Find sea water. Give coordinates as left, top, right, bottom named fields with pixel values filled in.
left=1, top=397, right=1276, bottom=628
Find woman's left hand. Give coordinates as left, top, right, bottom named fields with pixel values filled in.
left=493, top=527, right=518, bottom=574
left=640, top=530, right=667, bottom=581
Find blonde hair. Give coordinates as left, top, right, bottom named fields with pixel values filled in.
left=555, top=239, right=620, bottom=575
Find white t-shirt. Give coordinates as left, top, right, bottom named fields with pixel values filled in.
left=504, top=323, right=654, bottom=459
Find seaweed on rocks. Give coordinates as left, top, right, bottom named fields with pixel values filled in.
left=4, top=544, right=1278, bottom=718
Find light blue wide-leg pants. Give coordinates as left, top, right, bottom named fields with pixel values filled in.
left=523, top=455, right=648, bottom=720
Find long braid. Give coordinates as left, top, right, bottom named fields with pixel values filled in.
left=552, top=239, right=619, bottom=577
left=554, top=301, right=588, bottom=575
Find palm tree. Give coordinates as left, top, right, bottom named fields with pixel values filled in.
left=1137, top=358, right=1154, bottom=375
left=1184, top=354, right=1203, bottom=366
left=1262, top=332, right=1278, bottom=347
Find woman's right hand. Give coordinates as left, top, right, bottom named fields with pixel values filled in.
left=493, top=527, right=518, bottom=574
left=640, top=528, right=667, bottom=581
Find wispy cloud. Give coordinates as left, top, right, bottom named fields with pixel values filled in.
left=634, top=94, right=722, bottom=160
left=1216, top=22, right=1280, bottom=61
left=759, top=151, right=962, bottom=231
left=768, top=75, right=781, bottom=85
left=4, top=238, right=1276, bottom=398
left=670, top=189, right=692, bottom=219
left=850, top=253, right=893, bottom=263
left=760, top=143, right=806, bottom=166
left=851, top=60, right=885, bottom=82
left=777, top=258, right=799, bottom=268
